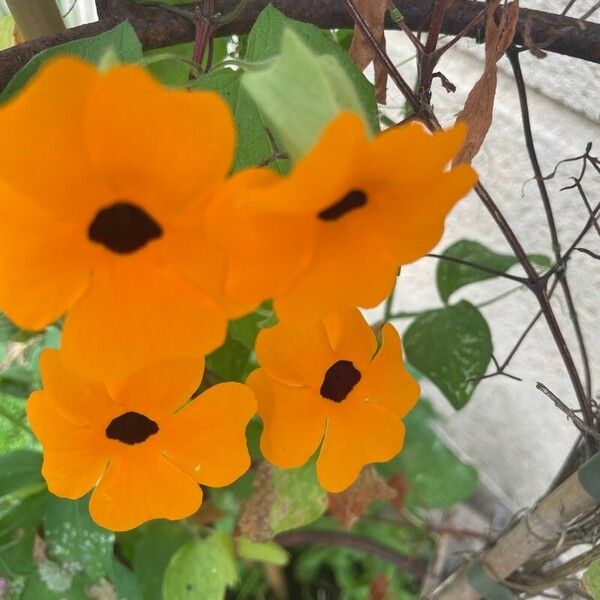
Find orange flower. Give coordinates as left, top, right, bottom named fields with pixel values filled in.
left=27, top=349, right=255, bottom=531
left=247, top=309, right=419, bottom=492
left=208, top=113, right=477, bottom=323
left=0, top=57, right=238, bottom=381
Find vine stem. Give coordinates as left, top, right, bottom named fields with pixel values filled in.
left=507, top=46, right=596, bottom=446
left=275, top=529, right=427, bottom=579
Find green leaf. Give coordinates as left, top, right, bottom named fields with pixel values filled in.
left=245, top=6, right=377, bottom=131
left=44, top=496, right=115, bottom=580
left=144, top=42, right=193, bottom=87
left=584, top=560, right=600, bottom=599
left=112, top=560, right=144, bottom=600
left=206, top=334, right=254, bottom=383
left=191, top=68, right=290, bottom=173
left=436, top=239, right=551, bottom=303
left=237, top=538, right=289, bottom=566
left=270, top=463, right=328, bottom=535
left=0, top=15, right=15, bottom=51
left=163, top=534, right=237, bottom=600
left=244, top=28, right=370, bottom=159
left=0, top=450, right=42, bottom=497
left=228, top=303, right=273, bottom=350
left=403, top=301, right=492, bottom=409
left=133, top=521, right=194, bottom=600
left=0, top=490, right=50, bottom=577
left=1, top=22, right=143, bottom=103
left=378, top=400, right=478, bottom=507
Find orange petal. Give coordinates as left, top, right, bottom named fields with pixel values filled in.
left=39, top=349, right=120, bottom=427
left=364, top=323, right=419, bottom=418
left=361, top=165, right=477, bottom=265
left=206, top=169, right=317, bottom=310
left=254, top=317, right=334, bottom=387
left=108, top=358, right=205, bottom=421
left=249, top=369, right=326, bottom=469
left=274, top=231, right=398, bottom=324
left=316, top=401, right=405, bottom=492
left=27, top=391, right=111, bottom=499
left=61, top=259, right=227, bottom=382
left=89, top=446, right=202, bottom=531
left=161, top=382, right=255, bottom=487
left=251, top=112, right=367, bottom=216
left=83, top=66, right=235, bottom=220
left=365, top=122, right=469, bottom=191
left=0, top=188, right=100, bottom=330
left=0, top=57, right=110, bottom=220
left=323, top=308, right=378, bottom=366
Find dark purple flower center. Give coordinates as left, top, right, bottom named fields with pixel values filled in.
left=106, top=411, right=159, bottom=445
left=320, top=360, right=362, bottom=403
left=88, top=201, right=162, bottom=254
left=318, top=190, right=367, bottom=221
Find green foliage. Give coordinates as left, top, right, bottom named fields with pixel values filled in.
left=44, top=496, right=115, bottom=580
left=1, top=22, right=143, bottom=103
left=242, top=6, right=378, bottom=158
left=404, top=301, right=493, bottom=409
left=584, top=560, right=600, bottom=599
left=144, top=42, right=194, bottom=86
left=379, top=400, right=478, bottom=507
left=237, top=537, right=289, bottom=566
left=295, top=518, right=422, bottom=600
left=133, top=521, right=194, bottom=600
left=270, top=463, right=329, bottom=535
left=0, top=450, right=42, bottom=496
left=437, top=239, right=550, bottom=303
left=163, top=534, right=237, bottom=600
left=0, top=15, right=14, bottom=51
left=191, top=68, right=290, bottom=173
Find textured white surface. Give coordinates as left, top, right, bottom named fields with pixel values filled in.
left=371, top=17, right=600, bottom=509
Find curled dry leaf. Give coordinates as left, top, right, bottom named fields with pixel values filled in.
left=369, top=574, right=391, bottom=600
left=348, top=0, right=388, bottom=103
left=328, top=466, right=396, bottom=528
left=454, top=0, right=520, bottom=165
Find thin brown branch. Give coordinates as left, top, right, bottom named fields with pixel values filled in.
left=537, top=382, right=600, bottom=444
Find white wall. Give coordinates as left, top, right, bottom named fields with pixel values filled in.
left=372, top=0, right=600, bottom=509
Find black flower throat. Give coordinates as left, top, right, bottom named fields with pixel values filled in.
left=88, top=201, right=163, bottom=254
left=320, top=360, right=362, bottom=403
left=318, top=189, right=367, bottom=221
left=106, top=411, right=159, bottom=445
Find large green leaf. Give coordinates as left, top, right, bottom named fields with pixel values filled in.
left=436, top=239, right=551, bottom=303
left=133, top=521, right=194, bottom=600
left=0, top=450, right=43, bottom=497
left=44, top=496, right=115, bottom=580
left=403, top=301, right=492, bottom=409
left=245, top=6, right=377, bottom=132
left=244, top=28, right=370, bottom=159
left=378, top=400, right=478, bottom=507
left=191, top=68, right=290, bottom=173
left=163, top=534, right=237, bottom=600
left=1, top=22, right=143, bottom=103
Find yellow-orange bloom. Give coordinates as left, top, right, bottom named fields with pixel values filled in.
left=208, top=113, right=477, bottom=323
left=27, top=349, right=255, bottom=531
left=0, top=57, right=238, bottom=381
left=247, top=309, right=419, bottom=492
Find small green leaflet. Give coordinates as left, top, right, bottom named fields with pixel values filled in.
left=584, top=560, right=600, bottom=599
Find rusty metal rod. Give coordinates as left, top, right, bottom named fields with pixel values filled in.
left=0, top=0, right=598, bottom=92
